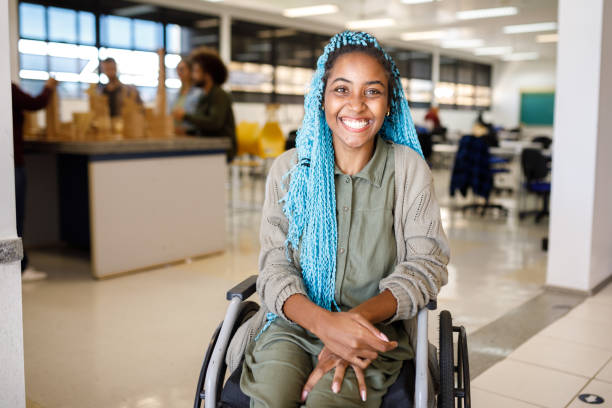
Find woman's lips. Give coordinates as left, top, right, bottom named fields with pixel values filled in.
left=340, top=117, right=373, bottom=132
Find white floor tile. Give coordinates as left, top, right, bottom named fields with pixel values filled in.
left=566, top=298, right=612, bottom=324
left=593, top=283, right=612, bottom=305
left=473, top=359, right=588, bottom=408
left=539, top=315, right=612, bottom=352
left=471, top=387, right=543, bottom=408
left=598, top=359, right=612, bottom=384
left=509, top=334, right=612, bottom=377
left=567, top=380, right=612, bottom=408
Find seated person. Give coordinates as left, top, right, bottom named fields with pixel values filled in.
left=238, top=31, right=449, bottom=408
left=99, top=57, right=142, bottom=117
left=172, top=52, right=236, bottom=161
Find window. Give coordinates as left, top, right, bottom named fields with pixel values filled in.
left=386, top=47, right=433, bottom=106
left=17, top=2, right=219, bottom=103
left=435, top=56, right=492, bottom=109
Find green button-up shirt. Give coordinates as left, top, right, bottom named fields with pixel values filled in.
left=334, top=135, right=397, bottom=310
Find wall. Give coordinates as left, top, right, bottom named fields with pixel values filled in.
left=0, top=0, right=26, bottom=405
left=491, top=59, right=557, bottom=136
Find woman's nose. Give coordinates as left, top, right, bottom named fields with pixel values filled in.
left=348, top=93, right=366, bottom=111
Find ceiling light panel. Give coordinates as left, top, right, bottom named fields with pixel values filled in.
left=474, top=46, right=512, bottom=56
left=400, top=0, right=435, bottom=4
left=283, top=4, right=339, bottom=18
left=401, top=31, right=444, bottom=41
left=346, top=18, right=395, bottom=30
left=503, top=22, right=557, bottom=34
left=457, top=7, right=518, bottom=20
left=502, top=52, right=539, bottom=61
left=442, top=39, right=484, bottom=49
left=537, top=33, right=558, bottom=43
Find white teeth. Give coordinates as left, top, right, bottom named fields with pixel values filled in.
left=342, top=118, right=369, bottom=129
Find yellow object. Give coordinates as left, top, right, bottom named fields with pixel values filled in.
left=257, top=121, right=285, bottom=158
left=236, top=121, right=260, bottom=156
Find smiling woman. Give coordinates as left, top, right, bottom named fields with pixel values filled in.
left=323, top=51, right=391, bottom=174
left=236, top=31, right=449, bottom=408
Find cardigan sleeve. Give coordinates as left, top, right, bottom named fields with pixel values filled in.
left=256, top=150, right=308, bottom=320
left=379, top=180, right=450, bottom=323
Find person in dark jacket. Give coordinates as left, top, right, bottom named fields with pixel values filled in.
left=11, top=78, right=58, bottom=281
left=172, top=52, right=237, bottom=161
left=99, top=57, right=142, bottom=117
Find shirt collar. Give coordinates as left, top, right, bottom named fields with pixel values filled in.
left=334, top=135, right=390, bottom=188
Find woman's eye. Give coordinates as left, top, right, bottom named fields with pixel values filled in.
left=366, top=88, right=382, bottom=95
left=335, top=86, right=348, bottom=93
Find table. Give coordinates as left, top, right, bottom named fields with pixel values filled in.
left=24, top=137, right=231, bottom=279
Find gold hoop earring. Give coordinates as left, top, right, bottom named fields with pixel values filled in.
left=386, top=111, right=390, bottom=117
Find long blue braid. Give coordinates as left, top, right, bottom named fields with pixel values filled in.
left=257, top=31, right=423, bottom=338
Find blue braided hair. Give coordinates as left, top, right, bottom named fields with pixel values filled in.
left=281, top=31, right=423, bottom=314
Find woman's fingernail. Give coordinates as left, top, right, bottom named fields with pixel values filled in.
left=379, top=333, right=389, bottom=342
left=361, top=391, right=367, bottom=401
left=301, top=390, right=308, bottom=401
left=332, top=382, right=339, bottom=393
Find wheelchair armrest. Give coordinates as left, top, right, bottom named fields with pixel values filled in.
left=426, top=299, right=437, bottom=310
left=226, top=275, right=257, bottom=301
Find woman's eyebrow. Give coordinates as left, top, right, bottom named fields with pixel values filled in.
left=331, top=77, right=351, bottom=84
left=365, top=80, right=385, bottom=86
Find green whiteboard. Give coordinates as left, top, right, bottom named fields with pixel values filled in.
left=520, top=92, right=555, bottom=125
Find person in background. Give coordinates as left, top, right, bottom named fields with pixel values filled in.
left=11, top=78, right=58, bottom=281
left=172, top=52, right=237, bottom=161
left=99, top=57, right=142, bottom=117
left=474, top=110, right=498, bottom=147
left=171, top=57, right=202, bottom=135
left=424, top=105, right=441, bottom=131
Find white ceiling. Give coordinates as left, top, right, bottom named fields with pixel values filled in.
left=212, top=0, right=559, bottom=63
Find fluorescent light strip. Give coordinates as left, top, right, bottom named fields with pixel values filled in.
left=457, top=7, right=518, bottom=20
left=400, top=0, right=434, bottom=4
left=537, top=33, right=558, bottom=43
left=442, top=39, right=484, bottom=49
left=474, top=46, right=512, bottom=56
left=502, top=52, right=539, bottom=61
left=346, top=18, right=395, bottom=30
left=283, top=4, right=339, bottom=18
left=401, top=30, right=444, bottom=41
left=504, top=22, right=557, bottom=34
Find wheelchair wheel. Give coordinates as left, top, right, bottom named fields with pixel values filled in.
left=438, top=310, right=454, bottom=408
left=194, top=301, right=260, bottom=408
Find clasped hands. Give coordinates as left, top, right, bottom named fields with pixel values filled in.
left=301, top=311, right=398, bottom=402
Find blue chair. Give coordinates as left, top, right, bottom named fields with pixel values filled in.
left=519, top=148, right=551, bottom=223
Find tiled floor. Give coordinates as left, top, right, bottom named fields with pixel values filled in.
left=21, top=168, right=560, bottom=407
left=472, top=283, right=612, bottom=408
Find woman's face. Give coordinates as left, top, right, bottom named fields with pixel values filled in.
left=192, top=63, right=205, bottom=86
left=176, top=61, right=191, bottom=83
left=323, top=52, right=389, bottom=153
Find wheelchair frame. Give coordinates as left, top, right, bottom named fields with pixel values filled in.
left=195, top=275, right=470, bottom=408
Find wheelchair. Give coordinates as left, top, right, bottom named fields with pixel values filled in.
left=194, top=276, right=470, bottom=408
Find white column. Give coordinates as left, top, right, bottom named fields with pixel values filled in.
left=219, top=13, right=231, bottom=65
left=547, top=0, right=612, bottom=292
left=431, top=50, right=440, bottom=105
left=0, top=0, right=26, bottom=406
left=8, top=0, right=18, bottom=82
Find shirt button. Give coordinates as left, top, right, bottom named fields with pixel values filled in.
left=344, top=176, right=351, bottom=183
left=339, top=248, right=345, bottom=254
left=342, top=206, right=349, bottom=212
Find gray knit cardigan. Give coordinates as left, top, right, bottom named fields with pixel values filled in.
left=226, top=143, right=450, bottom=407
